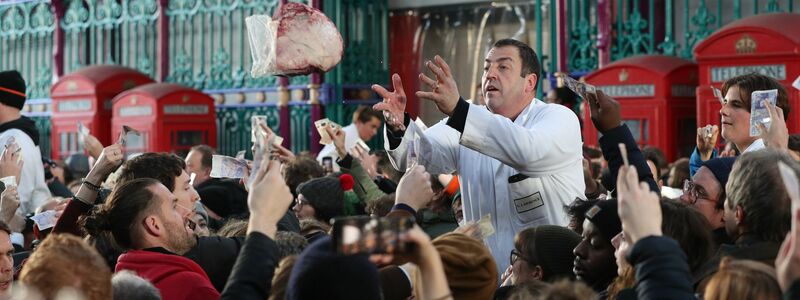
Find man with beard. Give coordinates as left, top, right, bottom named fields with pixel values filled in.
left=84, top=178, right=216, bottom=300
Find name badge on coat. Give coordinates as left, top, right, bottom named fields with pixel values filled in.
left=508, top=174, right=547, bottom=224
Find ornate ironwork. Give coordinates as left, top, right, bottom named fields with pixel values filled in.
left=0, top=1, right=55, bottom=99
left=612, top=1, right=653, bottom=60
left=216, top=105, right=281, bottom=156
left=568, top=18, right=597, bottom=71
left=680, top=0, right=716, bottom=59
left=290, top=104, right=311, bottom=153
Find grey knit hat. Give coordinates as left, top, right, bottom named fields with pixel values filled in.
left=296, top=177, right=344, bottom=222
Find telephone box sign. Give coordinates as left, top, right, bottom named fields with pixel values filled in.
left=119, top=106, right=153, bottom=117
left=710, top=64, right=787, bottom=82
left=164, top=105, right=209, bottom=115
left=57, top=99, right=92, bottom=112
left=596, top=84, right=656, bottom=98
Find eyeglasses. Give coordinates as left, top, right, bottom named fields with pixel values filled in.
left=510, top=250, right=527, bottom=266
left=682, top=180, right=717, bottom=205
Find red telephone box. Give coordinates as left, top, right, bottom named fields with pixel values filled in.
left=111, top=83, right=217, bottom=157
left=582, top=55, right=698, bottom=162
left=50, top=65, right=154, bottom=159
left=694, top=13, right=800, bottom=134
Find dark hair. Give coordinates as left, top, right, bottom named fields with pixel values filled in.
left=283, top=155, right=324, bottom=199
left=353, top=106, right=382, bottom=124
left=722, top=73, right=790, bottom=120
left=118, top=153, right=185, bottom=192
left=81, top=178, right=162, bottom=249
left=726, top=150, right=796, bottom=242
left=190, top=145, right=216, bottom=170
left=659, top=198, right=714, bottom=273
left=554, top=87, right=578, bottom=106
left=642, top=146, right=667, bottom=176
left=789, top=134, right=800, bottom=152
left=0, top=220, right=10, bottom=235
left=492, top=38, right=542, bottom=90
left=563, top=198, right=599, bottom=235
left=668, top=158, right=691, bottom=189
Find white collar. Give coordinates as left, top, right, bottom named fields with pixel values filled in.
left=743, top=138, right=766, bottom=153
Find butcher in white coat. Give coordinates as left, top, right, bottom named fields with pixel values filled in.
left=372, top=39, right=584, bottom=273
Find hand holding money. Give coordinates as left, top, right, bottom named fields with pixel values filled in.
left=750, top=89, right=778, bottom=137
left=86, top=143, right=125, bottom=185
left=326, top=125, right=347, bottom=158
left=758, top=100, right=789, bottom=150
left=315, top=118, right=342, bottom=145
left=587, top=90, right=622, bottom=133
left=696, top=125, right=719, bottom=161
left=395, top=165, right=434, bottom=212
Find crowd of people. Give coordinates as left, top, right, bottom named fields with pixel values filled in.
left=0, top=37, right=799, bottom=300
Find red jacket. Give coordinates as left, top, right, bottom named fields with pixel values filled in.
left=116, top=249, right=220, bottom=300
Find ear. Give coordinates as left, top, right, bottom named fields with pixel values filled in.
left=532, top=265, right=544, bottom=281
left=142, top=215, right=163, bottom=237
left=525, top=74, right=538, bottom=94
left=735, top=205, right=745, bottom=226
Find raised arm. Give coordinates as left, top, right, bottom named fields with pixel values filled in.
left=588, top=91, right=658, bottom=193
left=373, top=74, right=460, bottom=175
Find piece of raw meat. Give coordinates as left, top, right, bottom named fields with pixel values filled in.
left=246, top=2, right=344, bottom=77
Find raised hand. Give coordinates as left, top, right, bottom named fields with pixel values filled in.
left=586, top=90, right=622, bottom=133
left=696, top=125, right=720, bottom=161
left=616, top=165, right=663, bottom=244
left=0, top=144, right=22, bottom=185
left=416, top=56, right=460, bottom=116
left=87, top=143, right=125, bottom=184
left=395, top=165, right=434, bottom=211
left=0, top=186, right=19, bottom=223
left=247, top=158, right=293, bottom=239
left=372, top=74, right=408, bottom=131
left=759, top=100, right=789, bottom=150
left=776, top=210, right=800, bottom=291
left=326, top=125, right=347, bottom=158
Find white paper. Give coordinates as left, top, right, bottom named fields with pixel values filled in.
left=30, top=210, right=58, bottom=231
left=0, top=176, right=15, bottom=188
left=749, top=89, right=778, bottom=137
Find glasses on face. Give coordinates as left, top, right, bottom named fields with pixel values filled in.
left=510, top=250, right=527, bottom=266
left=682, top=180, right=717, bottom=205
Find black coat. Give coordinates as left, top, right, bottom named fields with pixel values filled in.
left=627, top=236, right=695, bottom=300
left=219, top=232, right=281, bottom=300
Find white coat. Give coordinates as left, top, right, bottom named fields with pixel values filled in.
left=385, top=98, right=585, bottom=272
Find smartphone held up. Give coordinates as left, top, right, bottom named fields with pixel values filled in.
left=332, top=216, right=415, bottom=255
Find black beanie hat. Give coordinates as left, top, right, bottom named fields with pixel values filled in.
left=297, top=177, right=344, bottom=223
left=0, top=70, right=26, bottom=110
left=287, top=236, right=381, bottom=299
left=584, top=199, right=621, bottom=240
left=529, top=225, right=582, bottom=282
left=702, top=157, right=737, bottom=189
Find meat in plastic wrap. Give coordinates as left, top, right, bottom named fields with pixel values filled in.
left=246, top=2, right=344, bottom=77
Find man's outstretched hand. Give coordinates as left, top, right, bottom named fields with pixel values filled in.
left=416, top=56, right=460, bottom=117
left=373, top=74, right=408, bottom=131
